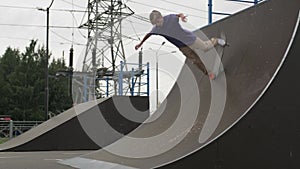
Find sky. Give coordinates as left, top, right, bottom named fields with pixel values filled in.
left=0, top=0, right=253, bottom=64
left=0, top=0, right=255, bottom=110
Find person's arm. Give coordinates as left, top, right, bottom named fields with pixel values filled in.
left=176, top=13, right=187, bottom=22
left=135, top=33, right=152, bottom=50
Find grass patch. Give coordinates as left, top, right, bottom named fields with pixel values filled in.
left=0, top=138, right=9, bottom=144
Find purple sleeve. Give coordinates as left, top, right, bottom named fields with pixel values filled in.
left=169, top=14, right=179, bottom=22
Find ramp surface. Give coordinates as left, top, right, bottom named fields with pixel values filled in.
left=161, top=24, right=300, bottom=169
left=0, top=99, right=107, bottom=151
left=0, top=96, right=149, bottom=151
left=60, top=0, right=300, bottom=168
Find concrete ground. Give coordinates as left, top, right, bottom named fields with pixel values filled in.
left=0, top=151, right=91, bottom=169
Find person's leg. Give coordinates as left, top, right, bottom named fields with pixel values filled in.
left=190, top=37, right=217, bottom=52
left=186, top=38, right=222, bottom=80
left=179, top=46, right=208, bottom=75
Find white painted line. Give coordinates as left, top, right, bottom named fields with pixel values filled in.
left=59, top=157, right=138, bottom=169
left=62, top=152, right=85, bottom=155
left=44, top=158, right=63, bottom=161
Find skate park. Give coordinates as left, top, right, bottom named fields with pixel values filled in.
left=0, top=0, right=300, bottom=168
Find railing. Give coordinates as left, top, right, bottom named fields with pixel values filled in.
left=208, top=0, right=263, bottom=24
left=96, top=61, right=150, bottom=97
left=71, top=61, right=150, bottom=103
left=118, top=61, right=150, bottom=96
left=0, top=120, right=43, bottom=139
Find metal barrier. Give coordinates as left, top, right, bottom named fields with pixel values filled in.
left=96, top=61, right=150, bottom=97
left=0, top=120, right=43, bottom=139
left=118, top=61, right=150, bottom=96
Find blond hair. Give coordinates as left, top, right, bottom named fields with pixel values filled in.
left=149, top=10, right=162, bottom=25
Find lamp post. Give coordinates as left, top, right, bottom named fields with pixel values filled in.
left=149, top=46, right=177, bottom=110
left=150, top=42, right=180, bottom=109
left=38, top=0, right=55, bottom=120
left=155, top=42, right=165, bottom=109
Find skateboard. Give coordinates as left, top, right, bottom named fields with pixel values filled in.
left=211, top=31, right=228, bottom=78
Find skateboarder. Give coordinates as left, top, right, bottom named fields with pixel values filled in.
left=135, top=10, right=226, bottom=80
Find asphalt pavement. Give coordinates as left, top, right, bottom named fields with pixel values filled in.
left=0, top=151, right=91, bottom=169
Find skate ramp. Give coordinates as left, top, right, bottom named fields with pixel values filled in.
left=0, top=96, right=149, bottom=151
left=160, top=24, right=300, bottom=169
left=60, top=0, right=300, bottom=168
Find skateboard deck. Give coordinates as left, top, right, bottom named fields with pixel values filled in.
left=211, top=31, right=227, bottom=77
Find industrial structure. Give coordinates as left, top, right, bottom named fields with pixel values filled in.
left=71, top=0, right=263, bottom=104
left=72, top=0, right=149, bottom=104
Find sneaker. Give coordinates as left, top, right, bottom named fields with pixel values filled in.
left=209, top=72, right=216, bottom=80
left=217, top=39, right=226, bottom=47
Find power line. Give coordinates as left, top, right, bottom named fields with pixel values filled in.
left=132, top=14, right=150, bottom=23
left=0, top=23, right=78, bottom=29
left=51, top=8, right=86, bottom=13
left=127, top=17, right=141, bottom=40
left=0, top=36, right=84, bottom=47
left=160, top=0, right=208, bottom=13
left=0, top=36, right=33, bottom=41
left=127, top=0, right=207, bottom=20
left=50, top=30, right=85, bottom=46
left=58, top=0, right=87, bottom=9
left=0, top=5, right=36, bottom=10
left=71, top=0, right=75, bottom=47
left=0, top=5, right=86, bottom=13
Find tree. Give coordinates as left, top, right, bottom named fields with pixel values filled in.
left=0, top=47, right=21, bottom=118
left=49, top=58, right=73, bottom=115
left=0, top=40, right=73, bottom=121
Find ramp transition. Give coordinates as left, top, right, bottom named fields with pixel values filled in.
left=0, top=96, right=149, bottom=151
left=60, top=0, right=300, bottom=168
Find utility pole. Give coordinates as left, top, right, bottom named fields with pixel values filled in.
left=45, top=0, right=54, bottom=120
left=69, top=46, right=74, bottom=97
left=38, top=0, right=55, bottom=120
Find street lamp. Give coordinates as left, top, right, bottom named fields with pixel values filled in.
left=149, top=46, right=177, bottom=110
left=149, top=42, right=179, bottom=109
left=156, top=42, right=165, bottom=109
left=38, top=0, right=55, bottom=120
left=149, top=42, right=165, bottom=109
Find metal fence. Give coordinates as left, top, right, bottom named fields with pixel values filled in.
left=0, top=120, right=43, bottom=139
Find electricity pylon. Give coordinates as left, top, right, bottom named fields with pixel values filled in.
left=79, top=0, right=134, bottom=98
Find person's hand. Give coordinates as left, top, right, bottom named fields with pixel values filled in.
left=135, top=43, right=141, bottom=50
left=178, top=13, right=187, bottom=22
left=181, top=15, right=187, bottom=22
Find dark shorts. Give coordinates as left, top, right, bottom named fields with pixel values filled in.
left=179, top=46, right=208, bottom=75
